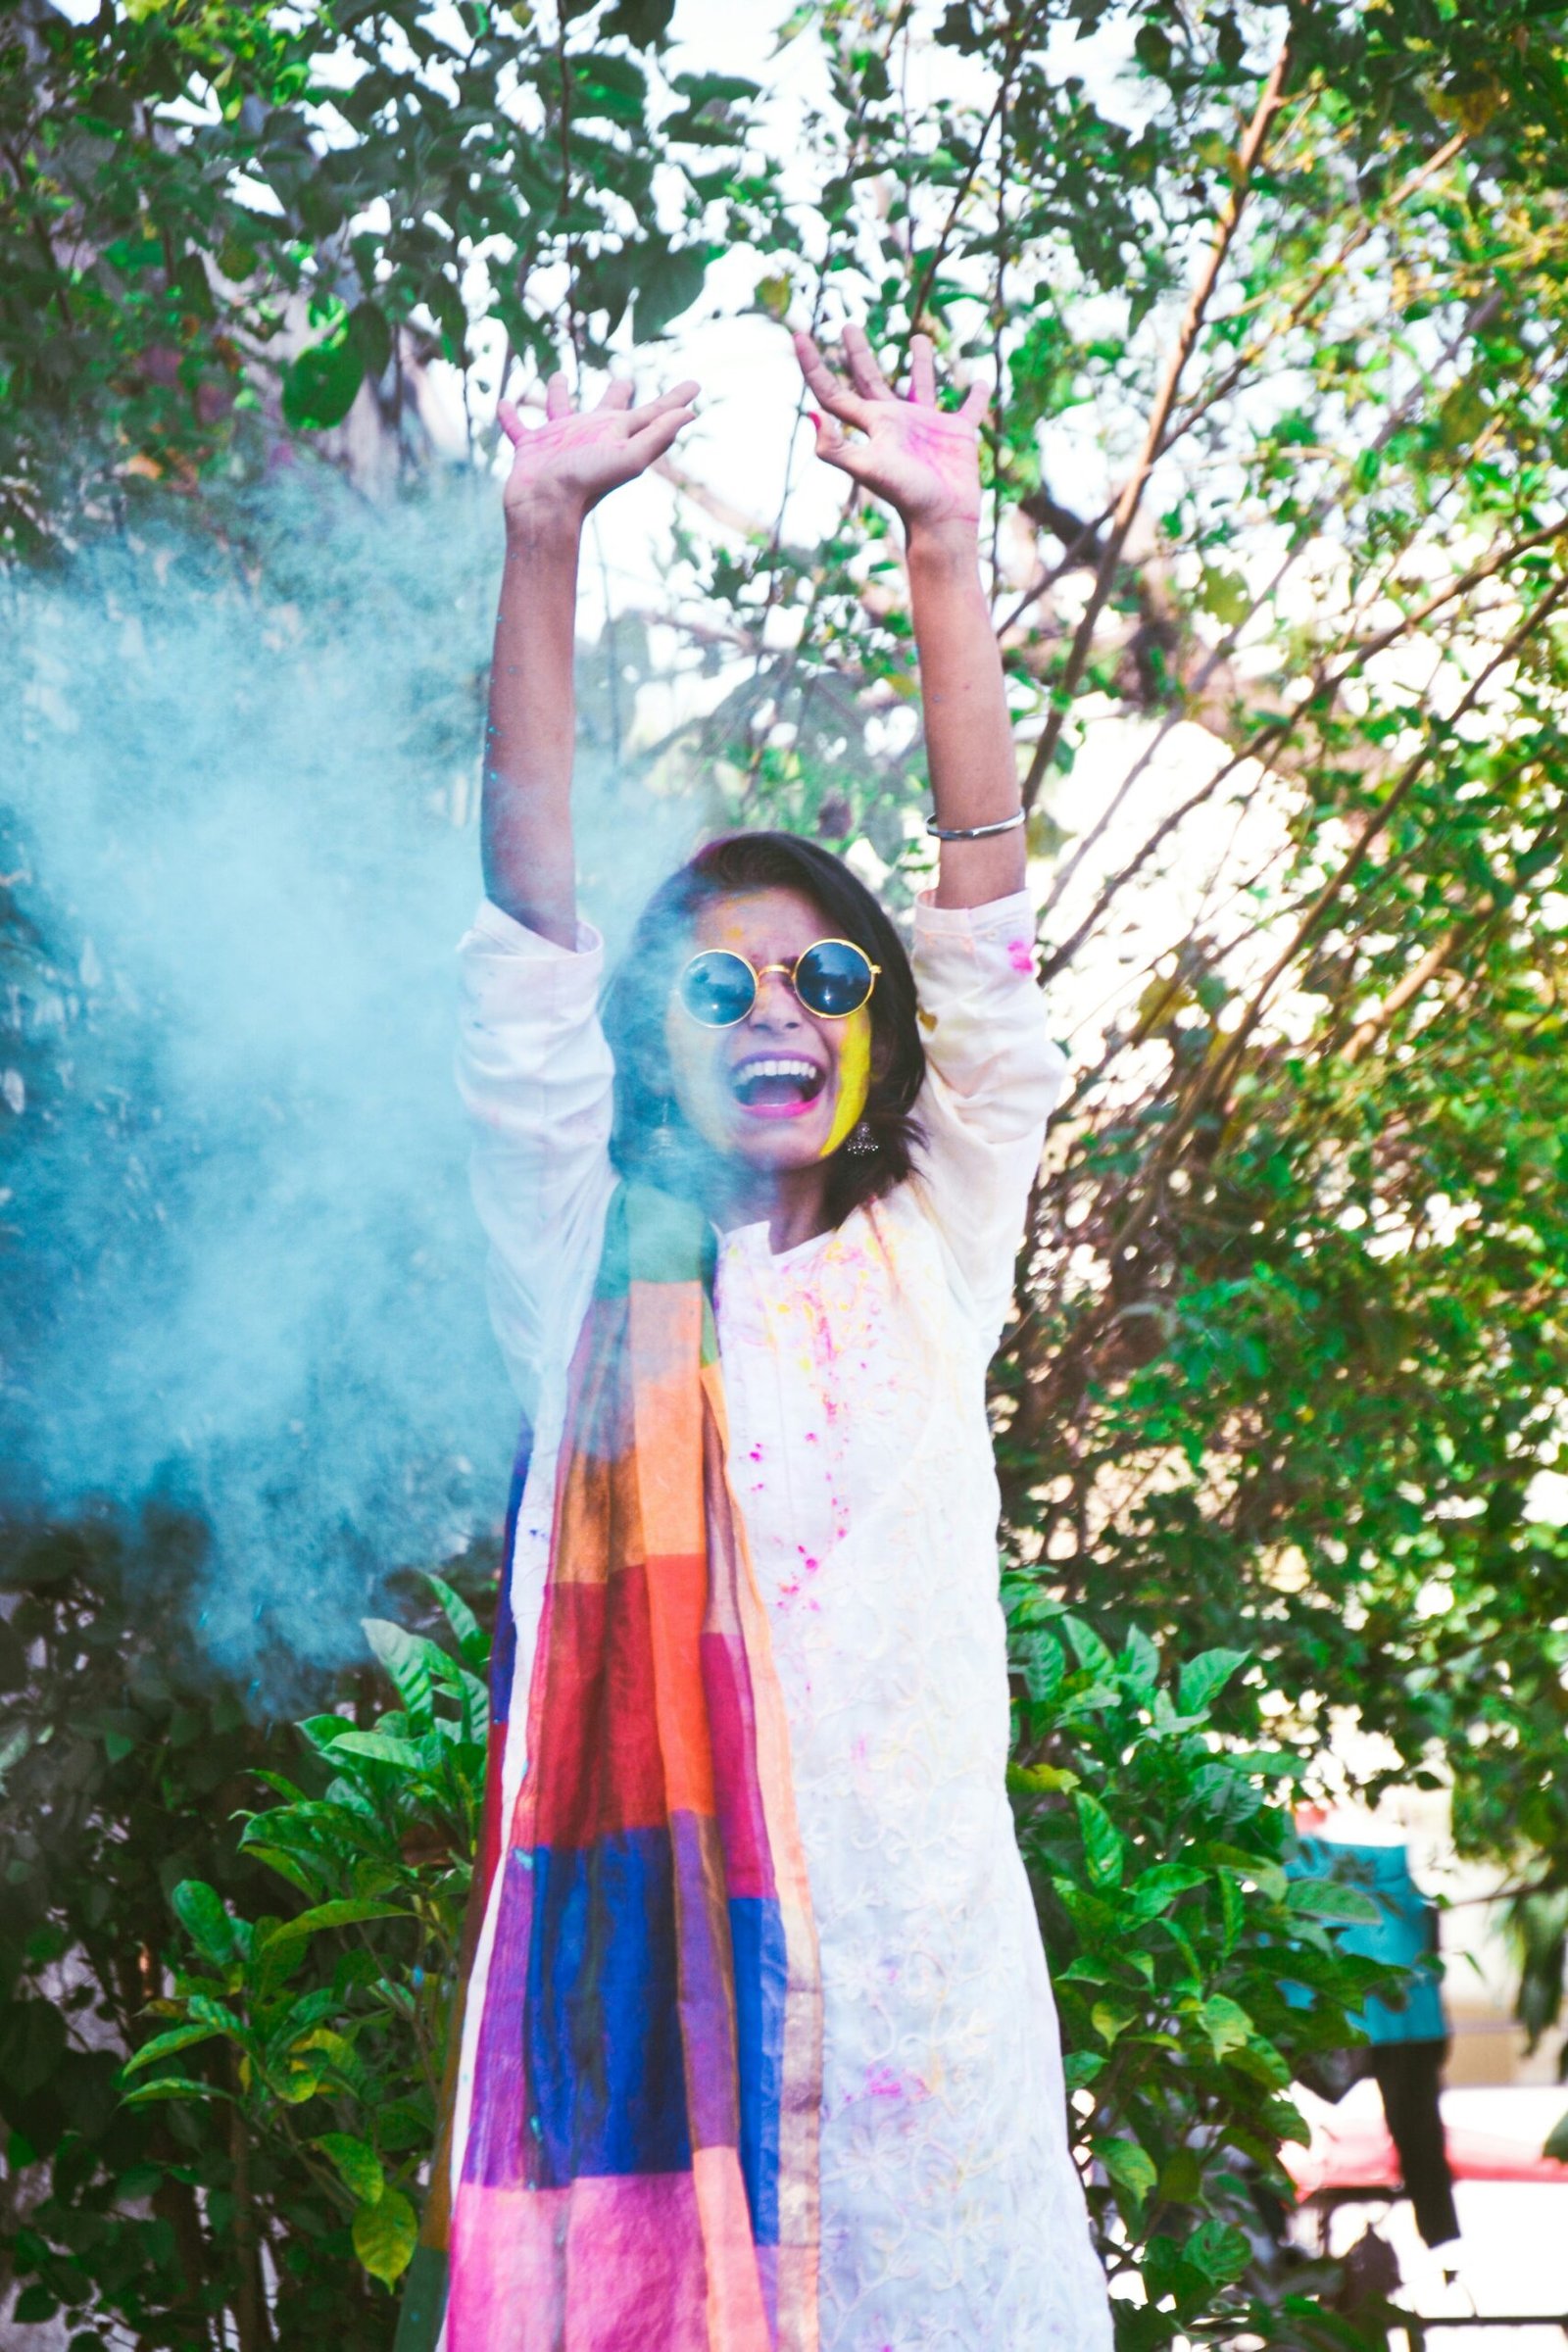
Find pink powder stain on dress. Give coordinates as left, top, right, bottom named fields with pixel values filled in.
left=1006, top=936, right=1035, bottom=975
left=861, top=2063, right=929, bottom=2105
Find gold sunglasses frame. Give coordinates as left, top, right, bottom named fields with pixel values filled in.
left=675, top=938, right=881, bottom=1028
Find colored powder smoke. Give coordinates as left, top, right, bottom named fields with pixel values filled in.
left=0, top=472, right=693, bottom=1697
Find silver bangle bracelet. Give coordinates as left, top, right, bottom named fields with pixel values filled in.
left=925, top=808, right=1027, bottom=842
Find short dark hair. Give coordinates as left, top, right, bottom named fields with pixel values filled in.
left=601, top=831, right=926, bottom=1225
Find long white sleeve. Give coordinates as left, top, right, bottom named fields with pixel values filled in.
left=455, top=899, right=616, bottom=1411
left=908, top=889, right=1066, bottom=1360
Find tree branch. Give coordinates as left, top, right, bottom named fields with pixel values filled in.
left=1036, top=508, right=1568, bottom=980
left=1020, top=41, right=1295, bottom=811
left=1102, top=570, right=1568, bottom=1268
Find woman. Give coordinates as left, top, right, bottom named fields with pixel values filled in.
left=426, top=325, right=1111, bottom=2352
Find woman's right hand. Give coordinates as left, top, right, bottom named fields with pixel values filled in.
left=498, top=370, right=699, bottom=532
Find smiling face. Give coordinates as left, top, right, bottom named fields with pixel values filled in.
left=663, top=887, right=873, bottom=1176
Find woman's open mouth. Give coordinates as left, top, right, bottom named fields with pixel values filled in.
left=729, top=1054, right=827, bottom=1119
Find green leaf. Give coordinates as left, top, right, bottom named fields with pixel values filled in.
left=0, top=1722, right=29, bottom=1787
left=347, top=301, right=392, bottom=380
left=1155, top=2148, right=1203, bottom=2203
left=1226, top=2034, right=1291, bottom=2089
left=122, top=2074, right=226, bottom=2107
left=1074, top=1790, right=1124, bottom=1888
left=241, top=1843, right=319, bottom=1899
left=1005, top=1760, right=1079, bottom=1796
left=315, top=2131, right=384, bottom=2205
left=1198, top=1993, right=1252, bottom=2059
left=1096, top=2136, right=1157, bottom=2203
left=602, top=0, right=675, bottom=38
left=281, top=331, right=365, bottom=433
left=329, top=1730, right=424, bottom=1769
left=570, top=49, right=648, bottom=126
left=1200, top=564, right=1250, bottom=628
left=1182, top=2217, right=1250, bottom=2284
left=1262, top=2093, right=1312, bottom=2147
left=1126, top=1861, right=1206, bottom=1919
left=670, top=70, right=760, bottom=104
left=363, top=1619, right=441, bottom=1727
left=297, top=1711, right=356, bottom=1752
left=426, top=1573, right=487, bottom=1669
left=1287, top=1877, right=1382, bottom=1925
left=1439, top=376, right=1488, bottom=450
left=1544, top=2109, right=1568, bottom=2164
left=1118, top=1624, right=1160, bottom=1694
left=259, top=1899, right=407, bottom=1949
left=1133, top=22, right=1172, bottom=75
left=1061, top=1614, right=1115, bottom=1680
left=1091, top=1999, right=1136, bottom=2045
left=353, top=2184, right=417, bottom=2284
left=122, top=2023, right=223, bottom=2078
left=1176, top=1647, right=1248, bottom=1718
left=631, top=242, right=712, bottom=342
left=1021, top=1629, right=1065, bottom=1705
left=172, top=1881, right=238, bottom=1966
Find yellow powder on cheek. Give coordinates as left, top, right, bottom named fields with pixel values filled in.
left=821, top=1005, right=871, bottom=1157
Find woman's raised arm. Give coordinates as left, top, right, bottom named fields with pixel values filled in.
left=483, top=370, right=699, bottom=947
left=793, top=324, right=1023, bottom=910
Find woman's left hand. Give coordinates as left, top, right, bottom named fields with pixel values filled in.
left=793, top=323, right=987, bottom=534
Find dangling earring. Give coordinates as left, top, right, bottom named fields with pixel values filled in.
left=845, top=1119, right=877, bottom=1157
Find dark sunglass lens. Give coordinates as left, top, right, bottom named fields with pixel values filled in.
left=797, top=941, right=873, bottom=1015
left=679, top=951, right=755, bottom=1026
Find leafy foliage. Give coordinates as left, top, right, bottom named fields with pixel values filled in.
left=0, top=1512, right=495, bottom=2348
left=86, top=1594, right=1402, bottom=2346
left=120, top=1578, right=488, bottom=2320
left=0, top=0, right=776, bottom=551
left=1008, top=1605, right=1397, bottom=2346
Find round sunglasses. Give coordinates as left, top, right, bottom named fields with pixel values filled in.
left=676, top=938, right=880, bottom=1029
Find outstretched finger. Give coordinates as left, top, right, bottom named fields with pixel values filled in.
left=625, top=406, right=697, bottom=465
left=793, top=330, right=869, bottom=428
left=808, top=409, right=866, bottom=484
left=595, top=377, right=636, bottom=412
left=959, top=377, right=990, bottom=424
left=496, top=398, right=527, bottom=448
left=909, top=333, right=938, bottom=409
left=545, top=369, right=572, bottom=421
left=841, top=321, right=894, bottom=402
left=628, top=377, right=702, bottom=427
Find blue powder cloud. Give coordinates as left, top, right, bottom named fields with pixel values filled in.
left=0, top=473, right=692, bottom=1698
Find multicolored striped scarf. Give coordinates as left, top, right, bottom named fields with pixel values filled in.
left=398, top=1183, right=821, bottom=2352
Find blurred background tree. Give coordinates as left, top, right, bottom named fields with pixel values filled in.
left=6, top=0, right=1568, bottom=2342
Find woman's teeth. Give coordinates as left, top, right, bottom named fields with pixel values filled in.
left=732, top=1055, right=826, bottom=1110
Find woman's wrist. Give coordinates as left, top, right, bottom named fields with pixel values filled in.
left=504, top=490, right=587, bottom=552
left=904, top=513, right=982, bottom=572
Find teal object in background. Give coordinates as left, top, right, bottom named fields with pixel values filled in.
left=1296, top=1837, right=1446, bottom=2044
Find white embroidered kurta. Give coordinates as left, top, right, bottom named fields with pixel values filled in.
left=452, top=888, right=1112, bottom=2351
